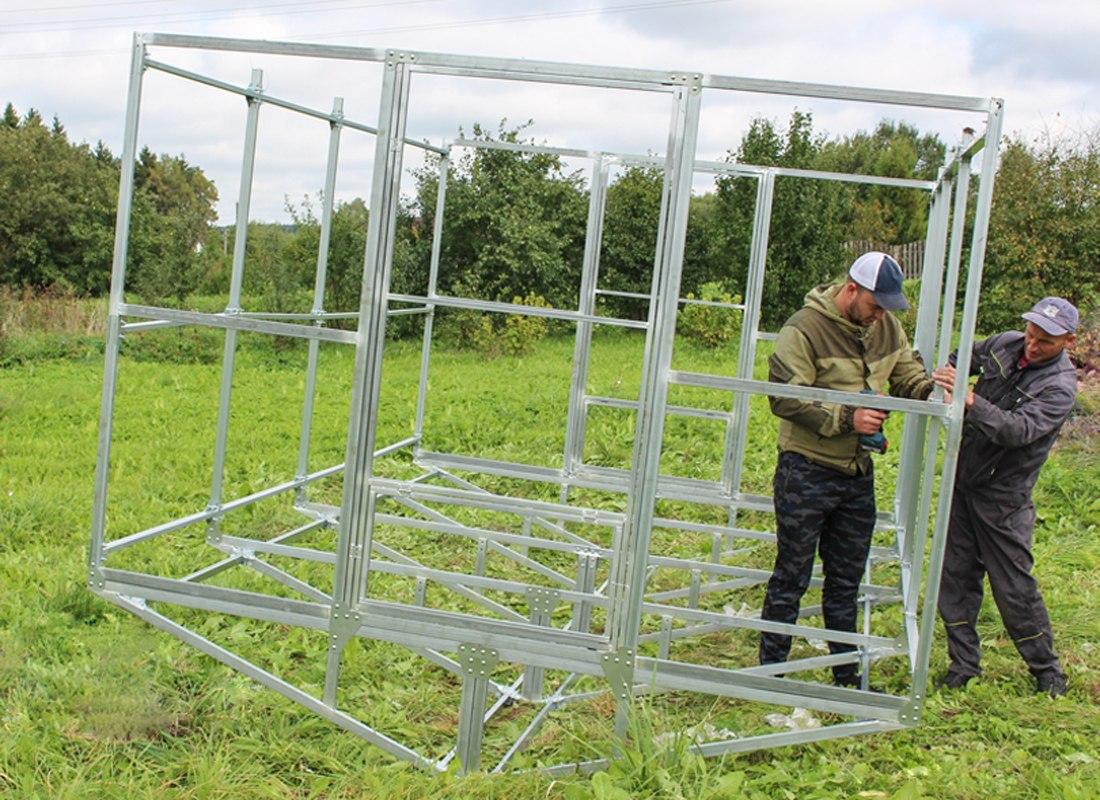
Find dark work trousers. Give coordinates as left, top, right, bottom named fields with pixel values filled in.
left=759, top=451, right=876, bottom=680
left=937, top=489, right=1062, bottom=680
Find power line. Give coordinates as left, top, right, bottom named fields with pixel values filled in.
left=308, top=0, right=732, bottom=40
left=1, top=0, right=445, bottom=33
left=0, top=0, right=173, bottom=15
left=0, top=0, right=732, bottom=62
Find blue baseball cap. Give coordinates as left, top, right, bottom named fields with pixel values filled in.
left=1022, top=297, right=1078, bottom=336
left=848, top=252, right=908, bottom=311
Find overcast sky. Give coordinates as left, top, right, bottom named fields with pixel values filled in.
left=3, top=0, right=1098, bottom=222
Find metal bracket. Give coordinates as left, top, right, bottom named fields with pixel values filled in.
left=601, top=648, right=636, bottom=737
left=526, top=586, right=561, bottom=617
left=667, top=72, right=703, bottom=93
left=600, top=648, right=635, bottom=704
left=204, top=503, right=224, bottom=544
left=385, top=50, right=418, bottom=67
left=457, top=643, right=499, bottom=679
left=87, top=565, right=106, bottom=590
left=328, top=604, right=362, bottom=640
left=897, top=700, right=922, bottom=727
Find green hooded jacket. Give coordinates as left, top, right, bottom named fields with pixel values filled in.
left=768, top=283, right=934, bottom=475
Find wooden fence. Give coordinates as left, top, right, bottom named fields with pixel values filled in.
left=845, top=240, right=925, bottom=280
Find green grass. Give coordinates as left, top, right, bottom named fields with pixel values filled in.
left=1, top=330, right=1098, bottom=799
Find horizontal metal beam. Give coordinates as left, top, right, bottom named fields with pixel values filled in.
left=144, top=59, right=385, bottom=139
left=692, top=720, right=902, bottom=758
left=366, top=478, right=613, bottom=540
left=388, top=293, right=648, bottom=330
left=100, top=568, right=329, bottom=627
left=142, top=33, right=990, bottom=113
left=669, top=371, right=949, bottom=418
left=637, top=657, right=906, bottom=720
left=702, top=73, right=990, bottom=112
left=586, top=394, right=731, bottom=422
left=104, top=462, right=344, bottom=554
left=120, top=304, right=357, bottom=344
left=450, top=137, right=600, bottom=161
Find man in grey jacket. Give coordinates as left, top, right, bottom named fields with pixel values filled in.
left=932, top=297, right=1079, bottom=697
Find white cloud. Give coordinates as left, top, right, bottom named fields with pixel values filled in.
left=2, top=0, right=1097, bottom=221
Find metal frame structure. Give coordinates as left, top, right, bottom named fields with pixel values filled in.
left=90, top=32, right=1003, bottom=774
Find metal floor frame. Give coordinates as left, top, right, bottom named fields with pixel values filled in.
left=90, top=32, right=1003, bottom=774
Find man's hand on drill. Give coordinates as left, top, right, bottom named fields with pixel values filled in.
left=853, top=407, right=887, bottom=435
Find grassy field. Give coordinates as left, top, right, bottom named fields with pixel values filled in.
left=1, top=325, right=1098, bottom=799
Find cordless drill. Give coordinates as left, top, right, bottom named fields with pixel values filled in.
left=858, top=388, right=888, bottom=454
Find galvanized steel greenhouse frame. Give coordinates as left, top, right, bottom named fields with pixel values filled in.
left=90, top=32, right=1003, bottom=774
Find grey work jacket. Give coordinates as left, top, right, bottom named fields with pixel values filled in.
left=951, top=331, right=1078, bottom=502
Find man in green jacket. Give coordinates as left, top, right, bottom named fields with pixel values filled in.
left=759, top=252, right=934, bottom=687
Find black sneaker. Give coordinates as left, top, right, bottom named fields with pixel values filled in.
left=938, top=672, right=974, bottom=690
left=833, top=672, right=859, bottom=688
left=1035, top=672, right=1067, bottom=698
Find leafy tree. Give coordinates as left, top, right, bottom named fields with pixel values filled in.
left=411, top=122, right=588, bottom=311
left=0, top=107, right=219, bottom=301
left=714, top=111, right=849, bottom=329
left=283, top=194, right=375, bottom=324
left=0, top=107, right=117, bottom=293
left=819, top=121, right=945, bottom=242
left=599, top=165, right=662, bottom=318
left=981, top=129, right=1100, bottom=330
left=128, top=148, right=219, bottom=303
left=597, top=166, right=721, bottom=319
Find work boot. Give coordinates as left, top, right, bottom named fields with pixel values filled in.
left=937, top=672, right=974, bottom=690
left=1035, top=672, right=1067, bottom=698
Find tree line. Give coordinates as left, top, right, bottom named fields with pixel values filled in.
left=2, top=102, right=1096, bottom=333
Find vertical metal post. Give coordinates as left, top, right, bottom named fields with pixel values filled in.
left=414, top=152, right=451, bottom=443
left=561, top=156, right=611, bottom=502
left=899, top=149, right=974, bottom=658
left=522, top=587, right=557, bottom=701
left=456, top=644, right=498, bottom=774
left=207, top=68, right=264, bottom=544
left=909, top=100, right=1004, bottom=706
left=720, top=172, right=773, bottom=509
left=331, top=54, right=411, bottom=608
left=606, top=78, right=702, bottom=734
left=572, top=550, right=597, bottom=633
left=903, top=146, right=973, bottom=671
left=296, top=97, right=345, bottom=503
left=894, top=178, right=951, bottom=590
left=936, top=142, right=975, bottom=367
left=89, top=34, right=146, bottom=574
left=325, top=54, right=411, bottom=702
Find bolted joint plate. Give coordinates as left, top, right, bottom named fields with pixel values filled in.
left=457, top=643, right=499, bottom=679
left=897, top=700, right=923, bottom=727
left=328, top=605, right=362, bottom=643
left=384, top=50, right=418, bottom=68
left=600, top=648, right=635, bottom=702
left=666, top=72, right=703, bottom=93
left=526, top=586, right=561, bottom=617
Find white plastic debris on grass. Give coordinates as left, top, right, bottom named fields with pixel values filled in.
left=805, top=637, right=831, bottom=652
left=723, top=602, right=755, bottom=618
left=654, top=721, right=738, bottom=746
left=764, top=707, right=821, bottom=731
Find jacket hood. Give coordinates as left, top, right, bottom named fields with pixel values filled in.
left=804, top=283, right=862, bottom=334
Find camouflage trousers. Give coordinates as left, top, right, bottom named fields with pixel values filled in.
left=759, top=451, right=876, bottom=680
